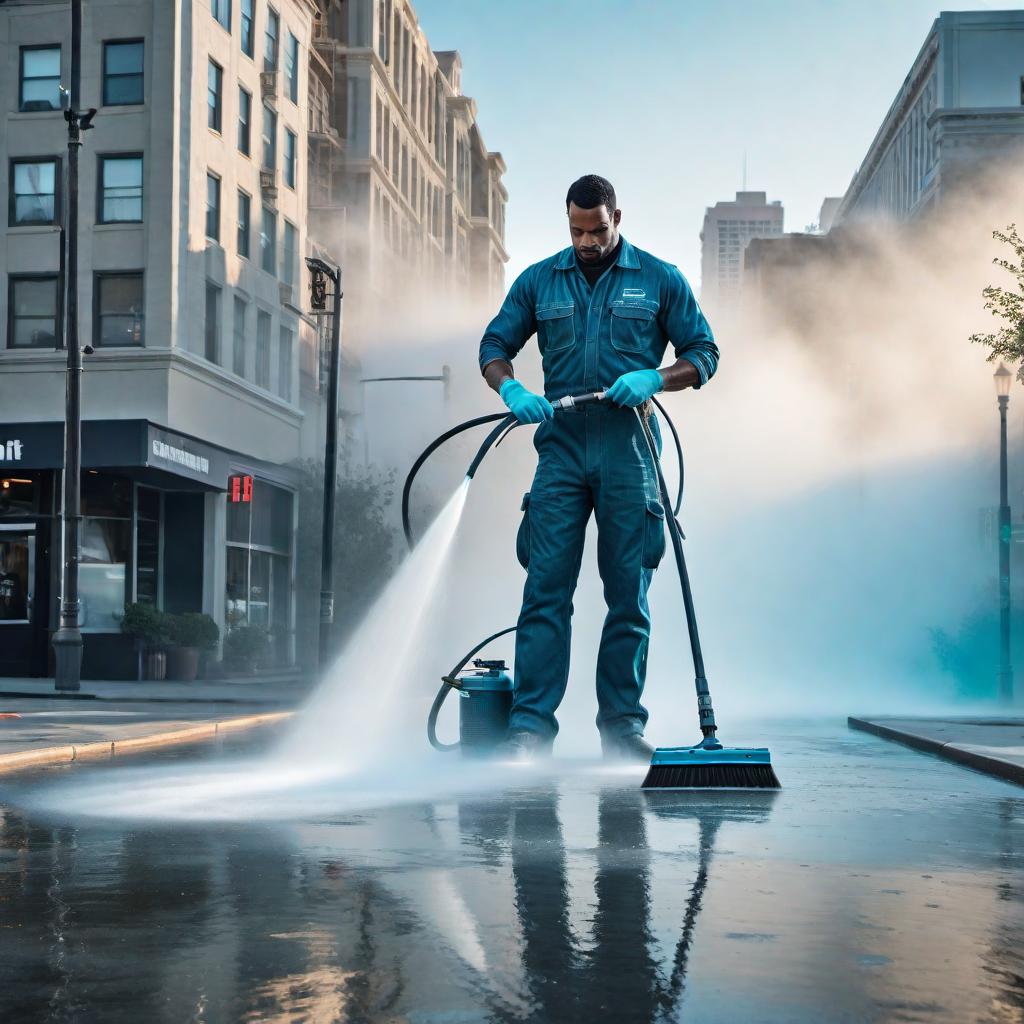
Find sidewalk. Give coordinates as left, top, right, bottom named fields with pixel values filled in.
left=848, top=716, right=1024, bottom=786
left=0, top=675, right=310, bottom=775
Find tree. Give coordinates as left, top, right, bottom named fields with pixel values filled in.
left=971, top=224, right=1024, bottom=377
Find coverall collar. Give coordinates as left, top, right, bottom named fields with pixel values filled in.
left=554, top=236, right=641, bottom=271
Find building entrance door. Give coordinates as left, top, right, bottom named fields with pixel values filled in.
left=0, top=525, right=37, bottom=677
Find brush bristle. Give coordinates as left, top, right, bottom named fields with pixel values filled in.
left=642, top=762, right=781, bottom=790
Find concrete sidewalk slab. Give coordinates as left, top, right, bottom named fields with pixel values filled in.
left=848, top=716, right=1024, bottom=786
left=0, top=675, right=313, bottom=705
left=0, top=701, right=293, bottom=775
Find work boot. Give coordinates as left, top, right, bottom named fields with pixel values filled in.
left=500, top=729, right=551, bottom=763
left=602, top=734, right=655, bottom=763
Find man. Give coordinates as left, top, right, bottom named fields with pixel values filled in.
left=479, top=174, right=719, bottom=761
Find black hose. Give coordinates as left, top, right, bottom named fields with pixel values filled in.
left=427, top=626, right=519, bottom=751
left=652, top=395, right=684, bottom=516
left=401, top=411, right=512, bottom=547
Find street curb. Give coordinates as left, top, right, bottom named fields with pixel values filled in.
left=0, top=711, right=294, bottom=776
left=848, top=716, right=1024, bottom=787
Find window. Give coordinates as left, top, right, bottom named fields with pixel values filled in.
left=284, top=129, right=296, bottom=188
left=205, top=282, right=221, bottom=363
left=10, top=159, right=59, bottom=225
left=260, top=205, right=276, bottom=274
left=281, top=220, right=296, bottom=286
left=262, top=104, right=276, bottom=168
left=8, top=276, right=59, bottom=348
left=264, top=8, right=279, bottom=72
left=241, top=0, right=255, bottom=57
left=19, top=46, right=61, bottom=111
left=103, top=40, right=144, bottom=105
left=95, top=273, right=144, bottom=346
left=237, top=189, right=251, bottom=257
left=206, top=173, right=221, bottom=241
left=233, top=296, right=248, bottom=377
left=208, top=60, right=223, bottom=131
left=98, top=154, right=143, bottom=222
left=80, top=475, right=132, bottom=632
left=212, top=0, right=231, bottom=30
left=277, top=327, right=292, bottom=401
left=238, top=86, right=252, bottom=155
left=255, top=310, right=271, bottom=387
left=285, top=31, right=298, bottom=102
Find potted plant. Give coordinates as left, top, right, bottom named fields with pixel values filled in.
left=120, top=602, right=169, bottom=681
left=223, top=624, right=270, bottom=675
left=165, top=612, right=220, bottom=682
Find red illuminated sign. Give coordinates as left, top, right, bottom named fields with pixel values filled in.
left=229, top=474, right=253, bottom=503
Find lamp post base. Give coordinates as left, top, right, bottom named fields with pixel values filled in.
left=53, top=627, right=83, bottom=692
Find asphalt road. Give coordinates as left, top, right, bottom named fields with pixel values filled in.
left=0, top=720, right=1021, bottom=1023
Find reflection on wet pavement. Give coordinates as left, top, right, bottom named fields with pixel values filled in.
left=0, top=722, right=1022, bottom=1023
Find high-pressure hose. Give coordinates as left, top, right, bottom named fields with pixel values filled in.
left=403, top=393, right=687, bottom=751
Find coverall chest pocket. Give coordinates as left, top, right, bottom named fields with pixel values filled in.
left=609, top=301, right=658, bottom=354
left=535, top=303, right=575, bottom=353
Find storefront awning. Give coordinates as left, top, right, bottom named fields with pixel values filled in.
left=0, top=421, right=234, bottom=490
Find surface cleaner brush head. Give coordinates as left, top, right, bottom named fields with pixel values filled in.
left=642, top=745, right=781, bottom=790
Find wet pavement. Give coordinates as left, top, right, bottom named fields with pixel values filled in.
left=0, top=720, right=1022, bottom=1024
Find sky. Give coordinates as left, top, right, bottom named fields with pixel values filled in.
left=412, top=0, right=1009, bottom=287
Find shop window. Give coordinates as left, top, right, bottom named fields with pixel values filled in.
left=0, top=533, right=30, bottom=623
left=0, top=475, right=37, bottom=518
left=8, top=275, right=59, bottom=348
left=10, top=158, right=59, bottom=225
left=135, top=486, right=161, bottom=605
left=103, top=40, right=144, bottom=106
left=241, top=0, right=254, bottom=58
left=79, top=474, right=132, bottom=632
left=20, top=46, right=61, bottom=111
left=98, top=154, right=143, bottom=223
left=238, top=86, right=252, bottom=155
left=95, top=272, right=144, bottom=346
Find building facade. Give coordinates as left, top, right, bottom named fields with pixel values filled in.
left=699, top=190, right=784, bottom=315
left=0, top=0, right=316, bottom=677
left=834, top=10, right=1024, bottom=225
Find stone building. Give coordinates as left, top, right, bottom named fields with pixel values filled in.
left=0, top=0, right=316, bottom=677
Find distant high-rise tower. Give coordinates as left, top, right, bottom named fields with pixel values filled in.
left=700, top=191, right=784, bottom=313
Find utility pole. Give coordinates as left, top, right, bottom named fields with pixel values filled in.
left=306, top=257, right=343, bottom=672
left=53, top=0, right=95, bottom=692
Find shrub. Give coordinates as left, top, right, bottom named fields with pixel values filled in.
left=166, top=612, right=220, bottom=651
left=223, top=625, right=270, bottom=670
left=119, top=602, right=168, bottom=647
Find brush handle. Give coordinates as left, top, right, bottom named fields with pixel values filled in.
left=636, top=411, right=718, bottom=740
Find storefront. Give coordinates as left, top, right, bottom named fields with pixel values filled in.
left=0, top=420, right=297, bottom=679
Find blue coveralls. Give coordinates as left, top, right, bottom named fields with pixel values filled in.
left=479, top=237, right=718, bottom=741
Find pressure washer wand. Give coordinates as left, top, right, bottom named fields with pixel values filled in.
left=551, top=390, right=605, bottom=411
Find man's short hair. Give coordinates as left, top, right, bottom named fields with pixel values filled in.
left=566, top=174, right=616, bottom=214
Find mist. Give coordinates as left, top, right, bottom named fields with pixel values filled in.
left=324, top=165, right=1024, bottom=757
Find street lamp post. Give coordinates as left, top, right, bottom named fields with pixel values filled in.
left=53, top=0, right=95, bottom=692
left=994, top=362, right=1014, bottom=703
left=306, top=257, right=343, bottom=672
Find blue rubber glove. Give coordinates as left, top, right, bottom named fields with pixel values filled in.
left=605, top=369, right=664, bottom=407
left=500, top=379, right=554, bottom=424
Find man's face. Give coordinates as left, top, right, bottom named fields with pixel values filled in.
left=568, top=202, right=621, bottom=262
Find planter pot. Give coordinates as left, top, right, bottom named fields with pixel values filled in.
left=145, top=649, right=167, bottom=681
left=166, top=646, right=201, bottom=682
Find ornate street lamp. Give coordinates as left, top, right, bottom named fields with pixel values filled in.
left=994, top=361, right=1013, bottom=703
